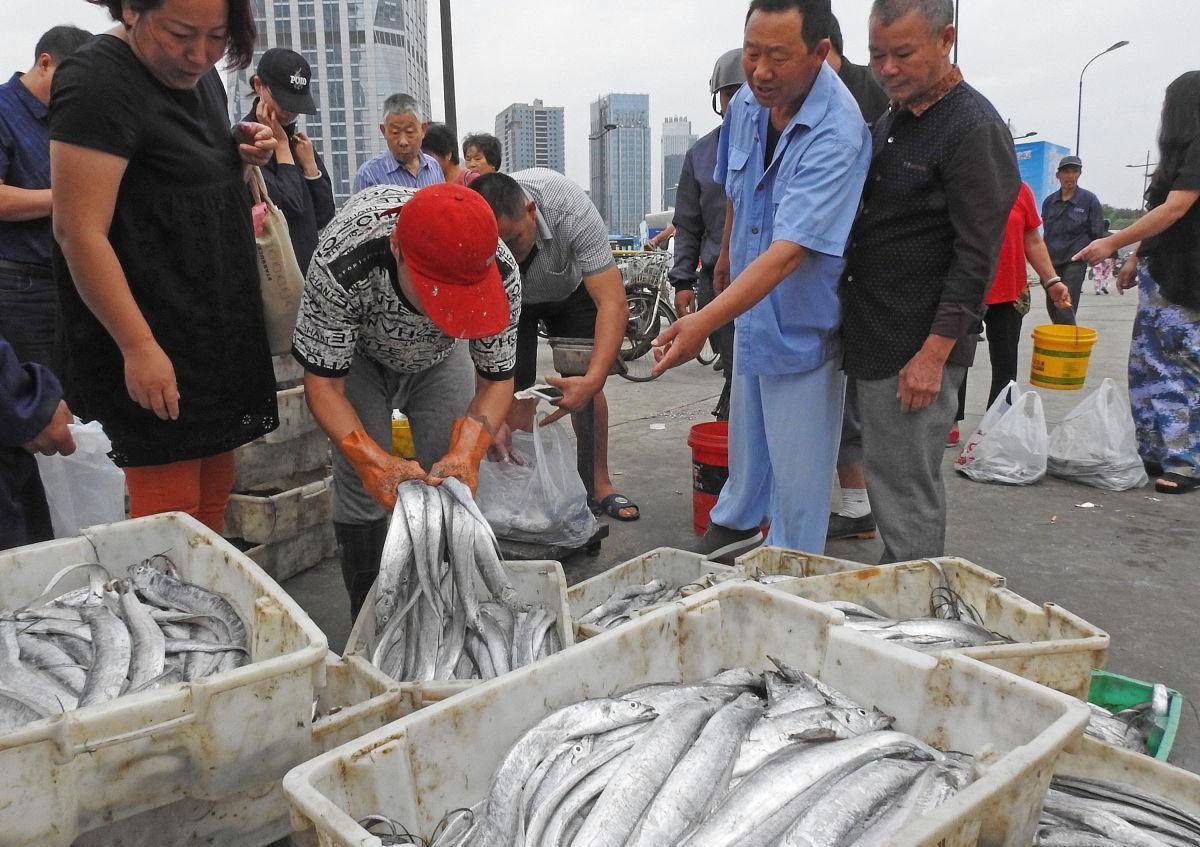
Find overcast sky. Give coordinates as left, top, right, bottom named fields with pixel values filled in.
left=4, top=0, right=1196, bottom=209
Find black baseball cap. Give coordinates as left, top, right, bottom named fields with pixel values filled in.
left=1057, top=155, right=1083, bottom=171
left=256, top=48, right=316, bottom=115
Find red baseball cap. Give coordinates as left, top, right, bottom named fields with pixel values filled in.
left=390, top=183, right=510, bottom=339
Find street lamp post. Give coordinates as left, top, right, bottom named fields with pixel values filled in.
left=1012, top=131, right=1038, bottom=141
left=1076, top=40, right=1130, bottom=155
left=440, top=0, right=456, bottom=133
left=1126, top=151, right=1158, bottom=209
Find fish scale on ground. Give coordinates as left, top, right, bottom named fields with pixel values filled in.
left=365, top=479, right=566, bottom=683
left=0, top=557, right=250, bottom=733
left=355, top=658, right=994, bottom=847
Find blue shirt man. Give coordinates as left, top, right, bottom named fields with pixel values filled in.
left=652, top=3, right=870, bottom=558
left=0, top=72, right=53, bottom=266
left=354, top=93, right=444, bottom=194
left=354, top=149, right=442, bottom=193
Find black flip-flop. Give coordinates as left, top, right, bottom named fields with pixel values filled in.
left=593, top=493, right=641, bottom=522
left=1144, top=459, right=1164, bottom=477
left=1155, top=472, right=1199, bottom=495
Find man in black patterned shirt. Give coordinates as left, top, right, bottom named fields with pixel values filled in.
left=292, top=182, right=522, bottom=615
left=840, top=0, right=1018, bottom=563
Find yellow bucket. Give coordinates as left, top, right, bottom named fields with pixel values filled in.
left=390, top=412, right=415, bottom=458
left=1030, top=325, right=1098, bottom=390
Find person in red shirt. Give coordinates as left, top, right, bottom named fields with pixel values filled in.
left=949, top=183, right=1070, bottom=442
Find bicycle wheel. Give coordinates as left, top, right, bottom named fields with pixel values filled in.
left=696, top=336, right=718, bottom=366
left=620, top=299, right=676, bottom=383
left=621, top=289, right=666, bottom=362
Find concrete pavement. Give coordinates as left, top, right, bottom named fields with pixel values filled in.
left=284, top=285, right=1199, bottom=770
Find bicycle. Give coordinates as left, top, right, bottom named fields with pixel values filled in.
left=616, top=251, right=717, bottom=382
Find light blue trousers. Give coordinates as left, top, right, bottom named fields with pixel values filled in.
left=709, top=357, right=845, bottom=554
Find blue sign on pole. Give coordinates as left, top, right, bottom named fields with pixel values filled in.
left=1015, top=140, right=1072, bottom=212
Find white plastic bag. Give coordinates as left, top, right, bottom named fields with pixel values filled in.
left=1048, top=378, right=1148, bottom=490
left=475, top=416, right=599, bottom=547
left=955, top=381, right=1048, bottom=485
left=34, top=420, right=126, bottom=537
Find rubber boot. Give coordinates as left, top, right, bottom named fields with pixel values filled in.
left=334, top=518, right=388, bottom=621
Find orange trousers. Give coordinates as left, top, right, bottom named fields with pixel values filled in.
left=124, top=452, right=236, bottom=533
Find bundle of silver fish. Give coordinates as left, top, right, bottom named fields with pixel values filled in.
left=369, top=480, right=563, bottom=683
left=0, top=556, right=249, bottom=733
left=750, top=571, right=1011, bottom=654
left=1036, top=774, right=1200, bottom=846
left=1083, top=683, right=1171, bottom=755
left=360, top=656, right=977, bottom=846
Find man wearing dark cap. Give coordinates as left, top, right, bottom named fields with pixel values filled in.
left=246, top=48, right=335, bottom=273
left=293, top=183, right=521, bottom=616
left=1041, top=155, right=1105, bottom=322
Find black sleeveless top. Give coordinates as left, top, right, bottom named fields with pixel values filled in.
left=50, top=35, right=277, bottom=466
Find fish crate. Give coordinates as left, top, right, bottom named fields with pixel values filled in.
left=1088, top=669, right=1183, bottom=761
left=263, top=384, right=319, bottom=444
left=283, top=581, right=1090, bottom=847
left=72, top=652, right=414, bottom=847
left=225, top=469, right=333, bottom=546
left=273, top=353, right=305, bottom=388
left=1051, top=735, right=1200, bottom=821
left=737, top=544, right=875, bottom=578
left=566, top=547, right=738, bottom=639
left=0, top=513, right=330, bottom=847
left=344, top=559, right=575, bottom=703
left=242, top=521, right=338, bottom=583
left=753, top=557, right=1109, bottom=700
left=234, top=426, right=330, bottom=490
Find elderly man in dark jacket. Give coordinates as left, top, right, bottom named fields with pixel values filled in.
left=1, top=333, right=75, bottom=550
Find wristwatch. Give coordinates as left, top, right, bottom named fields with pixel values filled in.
left=1041, top=276, right=1062, bottom=291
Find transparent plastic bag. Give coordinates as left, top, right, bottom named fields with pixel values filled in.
left=1048, top=378, right=1148, bottom=491
left=35, top=419, right=126, bottom=537
left=475, top=416, right=599, bottom=547
left=955, top=382, right=1048, bottom=485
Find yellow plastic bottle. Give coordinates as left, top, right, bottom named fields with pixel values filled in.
left=391, top=410, right=415, bottom=458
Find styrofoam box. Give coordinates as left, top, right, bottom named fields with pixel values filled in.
left=738, top=544, right=876, bottom=578
left=245, top=521, right=338, bottom=583
left=0, top=513, right=329, bottom=847
left=234, top=426, right=330, bottom=490
left=226, top=469, right=333, bottom=545
left=566, top=547, right=738, bottom=639
left=283, top=581, right=1090, bottom=847
left=344, top=559, right=575, bottom=702
left=263, top=384, right=319, bottom=444
left=758, top=557, right=1110, bottom=700
left=1052, top=735, right=1200, bottom=820
left=72, top=653, right=415, bottom=847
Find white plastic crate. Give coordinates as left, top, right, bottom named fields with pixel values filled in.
left=344, top=559, right=575, bottom=702
left=263, top=384, right=319, bottom=444
left=737, top=544, right=875, bottom=578
left=757, top=557, right=1109, bottom=699
left=72, top=653, right=414, bottom=847
left=244, top=521, right=338, bottom=583
left=225, top=470, right=333, bottom=545
left=234, top=426, right=330, bottom=489
left=0, top=513, right=329, bottom=847
left=1051, top=735, right=1200, bottom=818
left=566, top=547, right=737, bottom=638
left=283, top=581, right=1090, bottom=847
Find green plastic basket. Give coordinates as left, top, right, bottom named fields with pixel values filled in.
left=1088, top=669, right=1183, bottom=761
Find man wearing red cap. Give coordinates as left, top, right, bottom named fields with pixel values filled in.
left=292, top=183, right=521, bottom=615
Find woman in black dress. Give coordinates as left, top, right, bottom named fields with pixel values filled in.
left=50, top=0, right=279, bottom=530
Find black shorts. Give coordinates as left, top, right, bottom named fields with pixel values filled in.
left=515, top=283, right=597, bottom=390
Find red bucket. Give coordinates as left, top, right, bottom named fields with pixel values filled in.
left=688, top=421, right=729, bottom=536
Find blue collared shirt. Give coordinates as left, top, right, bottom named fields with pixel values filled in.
left=0, top=72, right=52, bottom=265
left=716, top=64, right=871, bottom=376
left=1041, top=185, right=1105, bottom=266
left=353, top=150, right=443, bottom=193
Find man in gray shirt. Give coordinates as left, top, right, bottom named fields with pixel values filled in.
left=1041, top=155, right=1105, bottom=322
left=473, top=169, right=637, bottom=520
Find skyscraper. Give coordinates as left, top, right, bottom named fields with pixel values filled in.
left=227, top=0, right=431, bottom=202
left=589, top=93, right=651, bottom=237
left=495, top=99, right=566, bottom=174
left=661, top=116, right=697, bottom=209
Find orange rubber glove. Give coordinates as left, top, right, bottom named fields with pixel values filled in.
left=427, top=416, right=493, bottom=494
left=337, top=429, right=426, bottom=509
